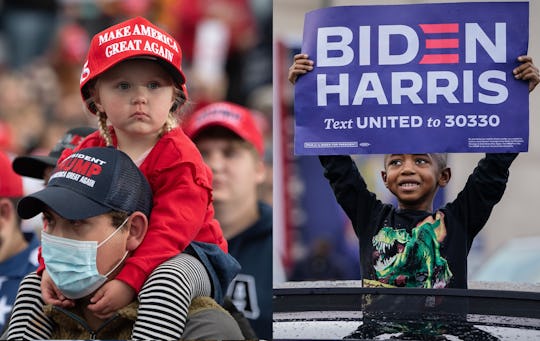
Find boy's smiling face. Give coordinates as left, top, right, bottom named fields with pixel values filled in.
left=381, top=154, right=451, bottom=211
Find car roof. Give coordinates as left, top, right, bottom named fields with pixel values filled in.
left=273, top=280, right=540, bottom=340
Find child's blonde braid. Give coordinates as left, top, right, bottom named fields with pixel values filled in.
left=159, top=115, right=176, bottom=137
left=97, top=111, right=114, bottom=146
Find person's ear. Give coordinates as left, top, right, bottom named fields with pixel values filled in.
left=88, top=87, right=104, bottom=112
left=93, top=99, right=104, bottom=113
left=0, top=198, right=15, bottom=223
left=125, top=212, right=148, bottom=251
left=381, top=170, right=388, bottom=187
left=254, top=158, right=266, bottom=185
left=438, top=167, right=452, bottom=187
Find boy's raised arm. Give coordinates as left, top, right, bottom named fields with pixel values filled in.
left=319, top=155, right=379, bottom=230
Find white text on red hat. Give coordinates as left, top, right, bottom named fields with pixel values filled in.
left=98, top=23, right=179, bottom=52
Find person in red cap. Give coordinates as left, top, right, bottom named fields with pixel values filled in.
left=0, top=151, right=40, bottom=333
left=184, top=101, right=272, bottom=340
left=19, top=17, right=239, bottom=340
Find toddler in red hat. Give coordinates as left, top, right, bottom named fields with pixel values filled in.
left=16, top=17, right=239, bottom=340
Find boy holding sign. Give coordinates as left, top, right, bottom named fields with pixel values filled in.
left=289, top=54, right=539, bottom=289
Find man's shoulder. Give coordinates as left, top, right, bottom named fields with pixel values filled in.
left=183, top=297, right=244, bottom=340
left=188, top=296, right=227, bottom=314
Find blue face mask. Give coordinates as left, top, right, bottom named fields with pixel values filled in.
left=41, top=218, right=129, bottom=299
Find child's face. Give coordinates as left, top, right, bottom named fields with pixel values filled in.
left=42, top=209, right=129, bottom=276
left=382, top=154, right=450, bottom=211
left=196, top=136, right=265, bottom=204
left=92, top=59, right=175, bottom=140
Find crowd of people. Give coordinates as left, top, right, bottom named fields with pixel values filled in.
left=0, top=0, right=272, bottom=159
left=0, top=1, right=273, bottom=340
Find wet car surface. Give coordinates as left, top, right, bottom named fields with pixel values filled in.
left=273, top=281, right=540, bottom=340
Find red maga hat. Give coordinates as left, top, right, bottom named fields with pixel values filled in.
left=80, top=16, right=186, bottom=113
left=183, top=101, right=264, bottom=157
left=0, top=151, right=23, bottom=198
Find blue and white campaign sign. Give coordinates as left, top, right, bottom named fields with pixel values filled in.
left=294, top=2, right=529, bottom=155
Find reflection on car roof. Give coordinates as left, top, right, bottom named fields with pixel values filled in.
left=273, top=280, right=540, bottom=340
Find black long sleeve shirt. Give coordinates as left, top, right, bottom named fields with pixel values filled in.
left=319, top=153, right=517, bottom=289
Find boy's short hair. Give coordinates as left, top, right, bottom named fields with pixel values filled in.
left=18, top=147, right=152, bottom=220
left=383, top=153, right=448, bottom=170
left=183, top=101, right=264, bottom=157
left=191, top=126, right=259, bottom=156
left=430, top=153, right=448, bottom=169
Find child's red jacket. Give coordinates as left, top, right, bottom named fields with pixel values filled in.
left=37, top=127, right=228, bottom=292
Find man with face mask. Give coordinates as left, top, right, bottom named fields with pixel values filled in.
left=6, top=147, right=243, bottom=340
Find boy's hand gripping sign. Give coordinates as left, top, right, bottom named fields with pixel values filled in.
left=294, top=2, right=529, bottom=155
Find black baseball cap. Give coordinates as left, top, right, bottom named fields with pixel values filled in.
left=18, top=147, right=152, bottom=220
left=13, top=126, right=97, bottom=179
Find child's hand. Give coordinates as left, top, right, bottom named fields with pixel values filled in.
left=41, top=270, right=75, bottom=308
left=87, top=279, right=135, bottom=319
left=513, top=55, right=539, bottom=93
left=288, top=53, right=314, bottom=84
